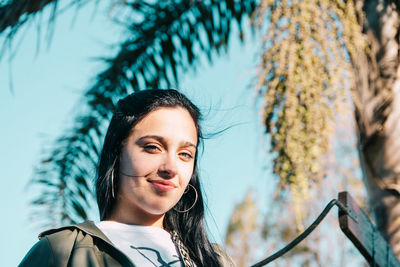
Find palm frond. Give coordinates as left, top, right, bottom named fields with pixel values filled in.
left=30, top=0, right=258, bottom=226
left=0, top=0, right=57, bottom=33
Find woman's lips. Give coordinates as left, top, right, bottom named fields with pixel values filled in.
left=149, top=180, right=176, bottom=192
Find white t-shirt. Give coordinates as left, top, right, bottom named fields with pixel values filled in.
left=96, top=221, right=183, bottom=267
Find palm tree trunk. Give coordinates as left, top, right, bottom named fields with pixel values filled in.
left=352, top=0, right=400, bottom=257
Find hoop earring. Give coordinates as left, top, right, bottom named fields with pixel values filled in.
left=111, top=171, right=115, bottom=199
left=173, top=184, right=198, bottom=213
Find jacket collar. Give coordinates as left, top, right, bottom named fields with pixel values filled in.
left=39, top=221, right=113, bottom=244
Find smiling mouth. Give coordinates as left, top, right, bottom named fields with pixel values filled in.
left=148, top=180, right=176, bottom=192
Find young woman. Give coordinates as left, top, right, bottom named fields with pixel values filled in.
left=19, top=89, right=234, bottom=267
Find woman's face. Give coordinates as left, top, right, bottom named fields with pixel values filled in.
left=114, top=107, right=197, bottom=225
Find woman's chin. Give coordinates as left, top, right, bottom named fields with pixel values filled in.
left=145, top=204, right=175, bottom=216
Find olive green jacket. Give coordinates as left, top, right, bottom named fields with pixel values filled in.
left=19, top=221, right=235, bottom=267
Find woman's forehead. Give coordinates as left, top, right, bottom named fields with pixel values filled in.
left=130, top=107, right=198, bottom=144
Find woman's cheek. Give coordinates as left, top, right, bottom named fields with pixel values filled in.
left=182, top=164, right=194, bottom=184
left=131, top=154, right=160, bottom=175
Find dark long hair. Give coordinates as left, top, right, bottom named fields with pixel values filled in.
left=96, top=89, right=220, bottom=266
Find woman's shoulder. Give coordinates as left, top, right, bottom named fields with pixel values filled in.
left=19, top=225, right=79, bottom=267
left=38, top=221, right=107, bottom=240
left=19, top=221, right=110, bottom=267
left=211, top=243, right=236, bottom=267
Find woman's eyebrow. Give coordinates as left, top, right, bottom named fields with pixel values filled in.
left=137, top=135, right=196, bottom=148
left=181, top=141, right=197, bottom=149
left=136, top=135, right=164, bottom=144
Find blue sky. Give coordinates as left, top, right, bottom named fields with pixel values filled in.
left=0, top=2, right=275, bottom=266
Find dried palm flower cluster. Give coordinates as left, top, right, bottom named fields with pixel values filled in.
left=254, top=0, right=365, bottom=228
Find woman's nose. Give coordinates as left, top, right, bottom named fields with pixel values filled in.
left=158, top=153, right=178, bottom=179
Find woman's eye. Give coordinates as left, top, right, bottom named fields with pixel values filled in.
left=144, top=145, right=160, bottom=152
left=179, top=152, right=193, bottom=160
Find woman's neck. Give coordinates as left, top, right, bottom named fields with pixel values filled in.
left=107, top=204, right=165, bottom=229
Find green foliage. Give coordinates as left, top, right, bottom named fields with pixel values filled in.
left=0, top=0, right=60, bottom=33
left=254, top=0, right=365, bottom=227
